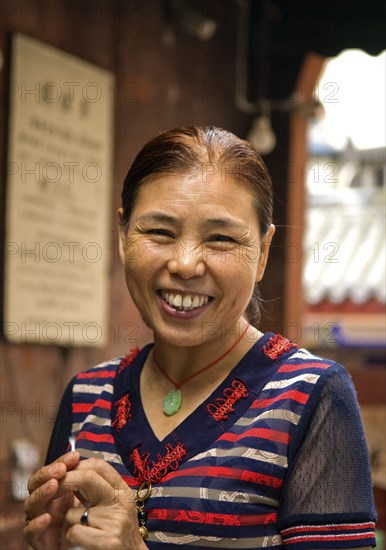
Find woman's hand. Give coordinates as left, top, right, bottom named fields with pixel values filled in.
left=24, top=451, right=80, bottom=550
left=60, top=458, right=148, bottom=550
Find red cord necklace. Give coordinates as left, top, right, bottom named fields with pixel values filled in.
left=153, top=323, right=250, bottom=416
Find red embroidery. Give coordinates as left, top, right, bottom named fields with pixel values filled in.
left=111, top=394, right=131, bottom=431
left=207, top=380, right=248, bottom=421
left=117, top=347, right=141, bottom=374
left=264, top=512, right=277, bottom=524
left=174, top=509, right=240, bottom=526
left=240, top=469, right=283, bottom=488
left=263, top=334, right=297, bottom=360
left=130, top=442, right=187, bottom=483
left=149, top=508, right=277, bottom=526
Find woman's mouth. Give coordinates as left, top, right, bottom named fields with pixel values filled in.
left=158, top=290, right=213, bottom=313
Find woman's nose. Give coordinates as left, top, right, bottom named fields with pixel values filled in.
left=167, top=241, right=205, bottom=278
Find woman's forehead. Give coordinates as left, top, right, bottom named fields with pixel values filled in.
left=136, top=172, right=255, bottom=203
left=131, top=173, right=260, bottom=230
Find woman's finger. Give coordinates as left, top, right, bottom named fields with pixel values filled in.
left=23, top=512, right=52, bottom=544
left=65, top=501, right=126, bottom=527
left=24, top=492, right=76, bottom=550
left=25, top=479, right=75, bottom=523
left=60, top=458, right=135, bottom=509
left=65, top=503, right=97, bottom=529
left=66, top=523, right=115, bottom=550
left=73, top=458, right=131, bottom=494
left=25, top=478, right=60, bottom=519
left=56, top=468, right=116, bottom=506
left=27, top=451, right=80, bottom=494
left=61, top=464, right=147, bottom=550
left=64, top=505, right=145, bottom=550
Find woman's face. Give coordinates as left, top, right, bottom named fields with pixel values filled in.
left=118, top=172, right=275, bottom=347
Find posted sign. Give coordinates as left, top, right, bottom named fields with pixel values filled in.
left=4, top=34, right=115, bottom=346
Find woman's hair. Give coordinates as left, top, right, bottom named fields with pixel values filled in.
left=121, top=126, right=273, bottom=327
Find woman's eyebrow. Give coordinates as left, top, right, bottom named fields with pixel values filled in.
left=203, top=218, right=249, bottom=231
left=135, top=212, right=179, bottom=225
left=135, top=213, right=249, bottom=232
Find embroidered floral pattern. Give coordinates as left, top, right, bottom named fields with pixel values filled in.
left=131, top=442, right=187, bottom=484
left=207, top=380, right=248, bottom=421
left=112, top=394, right=132, bottom=431
left=263, top=334, right=297, bottom=360
left=117, top=347, right=141, bottom=374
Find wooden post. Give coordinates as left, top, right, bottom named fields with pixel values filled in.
left=284, top=53, right=325, bottom=344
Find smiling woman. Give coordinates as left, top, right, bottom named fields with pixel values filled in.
left=24, top=127, right=376, bottom=550
left=118, top=170, right=273, bottom=350
left=120, top=126, right=274, bottom=333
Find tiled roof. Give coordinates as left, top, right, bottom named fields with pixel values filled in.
left=302, top=200, right=385, bottom=305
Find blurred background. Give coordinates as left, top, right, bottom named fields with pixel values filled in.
left=0, top=1, right=385, bottom=547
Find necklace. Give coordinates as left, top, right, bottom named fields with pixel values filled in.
left=153, top=323, right=250, bottom=416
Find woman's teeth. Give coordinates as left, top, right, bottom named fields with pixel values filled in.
left=160, top=291, right=210, bottom=311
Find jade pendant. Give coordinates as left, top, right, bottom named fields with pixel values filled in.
left=163, top=388, right=182, bottom=416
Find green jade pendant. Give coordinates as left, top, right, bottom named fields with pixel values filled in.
left=163, top=388, right=182, bottom=416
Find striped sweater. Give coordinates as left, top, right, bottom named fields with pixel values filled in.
left=48, top=333, right=376, bottom=549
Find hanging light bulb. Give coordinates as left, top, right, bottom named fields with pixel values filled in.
left=247, top=111, right=276, bottom=155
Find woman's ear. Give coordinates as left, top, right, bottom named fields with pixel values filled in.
left=117, top=208, right=126, bottom=265
left=255, top=224, right=275, bottom=283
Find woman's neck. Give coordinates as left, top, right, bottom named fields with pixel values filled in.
left=150, top=319, right=262, bottom=386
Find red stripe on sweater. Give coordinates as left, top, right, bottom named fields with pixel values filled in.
left=219, top=427, right=291, bottom=444
left=77, top=370, right=117, bottom=379
left=252, top=390, right=309, bottom=408
left=282, top=522, right=375, bottom=535
left=72, top=398, right=111, bottom=413
left=284, top=532, right=374, bottom=544
left=149, top=508, right=277, bottom=526
left=77, top=431, right=114, bottom=444
left=163, top=466, right=283, bottom=488
left=278, top=362, right=330, bottom=373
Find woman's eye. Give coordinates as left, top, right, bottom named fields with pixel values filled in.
left=147, top=229, right=173, bottom=237
left=209, top=235, right=235, bottom=243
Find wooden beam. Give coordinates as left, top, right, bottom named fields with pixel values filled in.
left=284, top=52, right=325, bottom=344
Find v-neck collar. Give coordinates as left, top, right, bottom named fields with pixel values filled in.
left=112, top=332, right=281, bottom=483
